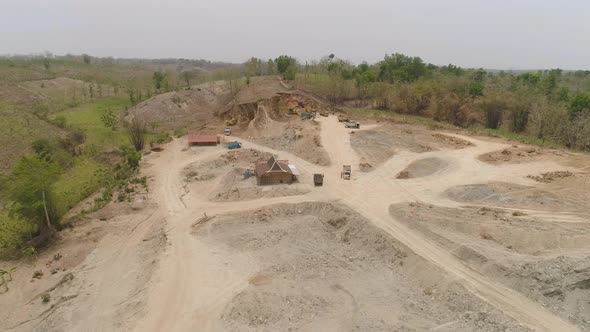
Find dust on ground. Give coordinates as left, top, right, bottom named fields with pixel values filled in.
left=183, top=148, right=311, bottom=202
left=396, top=157, right=449, bottom=179
left=194, top=202, right=529, bottom=332
left=0, top=193, right=166, bottom=331
left=390, top=202, right=590, bottom=329
left=350, top=124, right=471, bottom=172
left=183, top=148, right=272, bottom=182
left=445, top=182, right=571, bottom=211
left=478, top=146, right=568, bottom=165
left=249, top=120, right=330, bottom=166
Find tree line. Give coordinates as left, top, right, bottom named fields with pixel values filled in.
left=255, top=53, right=590, bottom=151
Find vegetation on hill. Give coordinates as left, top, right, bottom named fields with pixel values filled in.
left=2, top=51, right=590, bottom=258
left=0, top=55, right=243, bottom=258
left=281, top=54, right=590, bottom=150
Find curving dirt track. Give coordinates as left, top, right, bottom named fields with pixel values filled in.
left=2, top=115, right=587, bottom=331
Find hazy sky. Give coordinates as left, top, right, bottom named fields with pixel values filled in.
left=2, top=0, right=589, bottom=69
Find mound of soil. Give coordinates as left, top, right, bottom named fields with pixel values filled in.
left=232, top=77, right=288, bottom=105
left=349, top=126, right=473, bottom=172
left=126, top=81, right=231, bottom=131
left=431, top=133, right=473, bottom=148
left=527, top=171, right=574, bottom=183
left=390, top=202, right=590, bottom=329
left=445, top=182, right=566, bottom=210
left=350, top=128, right=433, bottom=171
left=478, top=146, right=557, bottom=165
left=251, top=121, right=330, bottom=166
left=396, top=157, right=448, bottom=179
left=194, top=202, right=528, bottom=331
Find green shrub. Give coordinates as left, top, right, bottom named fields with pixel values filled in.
left=174, top=128, right=187, bottom=138
left=0, top=212, right=34, bottom=259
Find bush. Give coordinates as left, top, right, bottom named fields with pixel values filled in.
left=569, top=93, right=590, bottom=119
left=51, top=116, right=68, bottom=128
left=174, top=128, right=187, bottom=138
left=120, top=145, right=141, bottom=169
left=0, top=212, right=34, bottom=259
left=150, top=132, right=172, bottom=147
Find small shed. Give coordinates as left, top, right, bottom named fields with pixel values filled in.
left=255, top=155, right=296, bottom=185
left=188, top=130, right=219, bottom=146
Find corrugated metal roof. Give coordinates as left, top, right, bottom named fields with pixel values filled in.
left=188, top=130, right=217, bottom=143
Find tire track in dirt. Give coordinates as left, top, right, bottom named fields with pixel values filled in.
left=136, top=117, right=580, bottom=331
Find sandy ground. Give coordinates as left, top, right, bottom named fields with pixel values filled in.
left=2, top=114, right=589, bottom=331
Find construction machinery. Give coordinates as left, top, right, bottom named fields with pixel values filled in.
left=337, top=115, right=349, bottom=122
left=313, top=173, right=324, bottom=186
left=300, top=112, right=314, bottom=119
left=320, top=111, right=329, bottom=117
left=341, top=165, right=351, bottom=180
left=226, top=141, right=241, bottom=149
left=345, top=122, right=360, bottom=129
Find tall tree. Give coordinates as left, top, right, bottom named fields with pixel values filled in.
left=8, top=156, right=61, bottom=235
left=275, top=55, right=297, bottom=75
left=181, top=71, right=192, bottom=88
left=153, top=71, right=166, bottom=92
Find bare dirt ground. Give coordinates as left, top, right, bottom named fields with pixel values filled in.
left=126, top=80, right=232, bottom=130
left=390, top=202, right=590, bottom=329
left=350, top=123, right=472, bottom=172
left=2, top=107, right=590, bottom=331
left=183, top=148, right=310, bottom=201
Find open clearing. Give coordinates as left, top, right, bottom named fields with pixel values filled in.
left=2, top=81, right=590, bottom=331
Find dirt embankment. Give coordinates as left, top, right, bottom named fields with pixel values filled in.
left=126, top=80, right=232, bottom=130
left=350, top=124, right=472, bottom=172
left=478, top=146, right=566, bottom=165
left=221, top=84, right=331, bottom=166
left=390, top=202, right=590, bottom=329
left=193, top=202, right=528, bottom=332
left=0, top=196, right=166, bottom=331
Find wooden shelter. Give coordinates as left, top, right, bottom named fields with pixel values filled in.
left=187, top=130, right=219, bottom=146
left=255, top=155, right=296, bottom=185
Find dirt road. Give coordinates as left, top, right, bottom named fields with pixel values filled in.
left=3, top=115, right=583, bottom=331
left=135, top=115, right=579, bottom=331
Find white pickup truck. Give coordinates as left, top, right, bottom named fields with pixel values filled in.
left=345, top=122, right=360, bottom=129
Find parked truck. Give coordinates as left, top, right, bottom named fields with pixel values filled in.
left=337, top=115, right=349, bottom=122
left=341, top=165, right=351, bottom=180
left=300, top=112, right=314, bottom=119
left=224, top=127, right=232, bottom=136
left=313, top=173, right=324, bottom=186
left=345, top=122, right=360, bottom=129
left=226, top=141, right=241, bottom=149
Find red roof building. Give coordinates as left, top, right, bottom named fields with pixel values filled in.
left=187, top=130, right=218, bottom=146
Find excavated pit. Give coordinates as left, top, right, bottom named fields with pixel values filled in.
left=193, top=202, right=529, bottom=331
